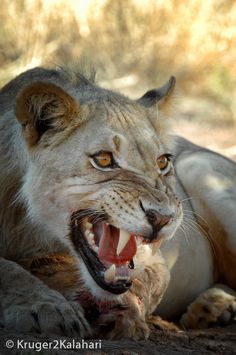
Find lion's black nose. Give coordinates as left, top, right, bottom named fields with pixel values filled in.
left=145, top=209, right=171, bottom=233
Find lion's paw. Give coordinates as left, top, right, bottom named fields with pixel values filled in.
left=3, top=292, right=91, bottom=337
left=180, top=284, right=236, bottom=329
left=148, top=315, right=180, bottom=332
left=108, top=315, right=150, bottom=340
left=98, top=310, right=150, bottom=340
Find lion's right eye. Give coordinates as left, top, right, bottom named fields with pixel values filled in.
left=157, top=155, right=169, bottom=170
left=92, top=151, right=114, bottom=169
left=156, top=154, right=172, bottom=174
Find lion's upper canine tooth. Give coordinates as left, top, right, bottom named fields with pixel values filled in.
left=104, top=264, right=116, bottom=283
left=117, top=229, right=131, bottom=255
left=129, top=266, right=144, bottom=280
left=151, top=238, right=163, bottom=256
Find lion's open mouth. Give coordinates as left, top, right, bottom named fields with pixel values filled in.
left=70, top=212, right=144, bottom=295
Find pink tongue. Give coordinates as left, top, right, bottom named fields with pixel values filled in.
left=94, top=222, right=137, bottom=266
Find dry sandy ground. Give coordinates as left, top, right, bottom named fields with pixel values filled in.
left=0, top=120, right=235, bottom=355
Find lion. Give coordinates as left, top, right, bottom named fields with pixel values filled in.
left=0, top=67, right=235, bottom=339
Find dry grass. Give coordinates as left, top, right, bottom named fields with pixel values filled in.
left=0, top=0, right=235, bottom=122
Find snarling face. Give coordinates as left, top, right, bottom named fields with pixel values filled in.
left=17, top=74, right=182, bottom=297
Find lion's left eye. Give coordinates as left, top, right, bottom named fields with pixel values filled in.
left=92, top=151, right=114, bottom=168
left=156, top=154, right=171, bottom=172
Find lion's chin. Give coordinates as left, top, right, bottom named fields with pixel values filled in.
left=70, top=211, right=149, bottom=295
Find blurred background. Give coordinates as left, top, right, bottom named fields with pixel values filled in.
left=0, top=0, right=235, bottom=158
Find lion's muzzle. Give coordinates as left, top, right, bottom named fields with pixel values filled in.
left=70, top=214, right=139, bottom=294
left=69, top=201, right=176, bottom=296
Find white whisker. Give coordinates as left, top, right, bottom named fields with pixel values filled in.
left=181, top=215, right=216, bottom=258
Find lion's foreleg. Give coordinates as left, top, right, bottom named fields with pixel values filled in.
left=0, top=257, right=91, bottom=336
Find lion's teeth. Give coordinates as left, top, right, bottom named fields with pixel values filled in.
left=85, top=230, right=95, bottom=245
left=84, top=230, right=90, bottom=237
left=151, top=239, right=163, bottom=256
left=104, top=264, right=116, bottom=283
left=85, top=221, right=92, bottom=230
left=114, top=276, right=130, bottom=282
left=117, top=229, right=131, bottom=255
left=128, top=266, right=144, bottom=280
left=135, top=236, right=142, bottom=246
left=92, top=245, right=99, bottom=253
left=88, top=239, right=95, bottom=246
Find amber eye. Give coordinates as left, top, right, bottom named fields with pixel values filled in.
left=157, top=155, right=169, bottom=171
left=92, top=151, right=114, bottom=168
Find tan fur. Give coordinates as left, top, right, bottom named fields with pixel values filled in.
left=207, top=215, right=236, bottom=289
left=0, top=67, right=235, bottom=338
left=24, top=254, right=81, bottom=295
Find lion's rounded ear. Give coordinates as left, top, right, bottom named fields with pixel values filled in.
left=15, top=82, right=80, bottom=146
left=137, top=76, right=176, bottom=110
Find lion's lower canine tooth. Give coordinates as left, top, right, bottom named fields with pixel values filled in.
left=129, top=266, right=144, bottom=280
left=117, top=229, right=131, bottom=255
left=104, top=264, right=116, bottom=283
left=151, top=239, right=163, bottom=256
left=135, top=236, right=142, bottom=246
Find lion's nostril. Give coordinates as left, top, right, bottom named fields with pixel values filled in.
left=145, top=209, right=171, bottom=230
left=146, top=209, right=157, bottom=223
